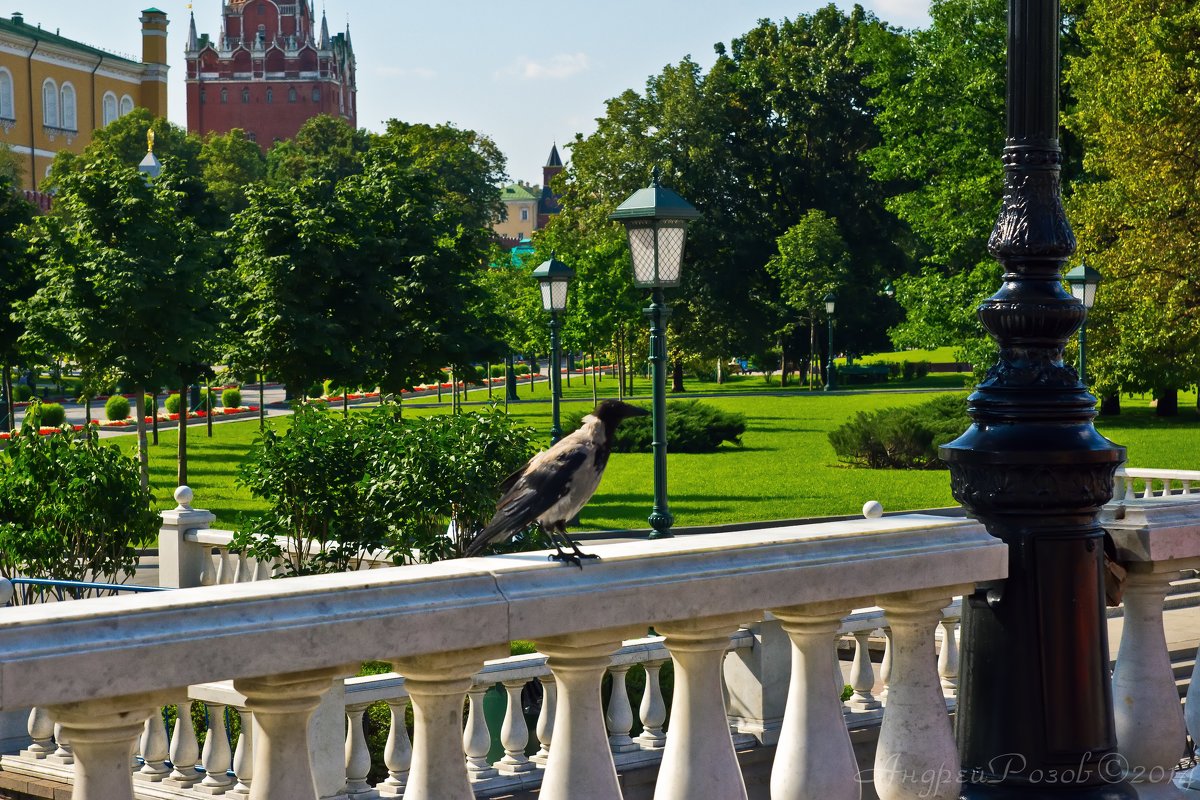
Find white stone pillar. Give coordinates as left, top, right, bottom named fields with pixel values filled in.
left=197, top=702, right=233, bottom=792
left=769, top=602, right=860, bottom=800
left=634, top=660, right=667, bottom=750
left=498, top=679, right=535, bottom=774
left=879, top=627, right=893, bottom=703
left=1112, top=566, right=1187, bottom=800
left=937, top=617, right=959, bottom=701
left=652, top=613, right=751, bottom=800
left=605, top=665, right=638, bottom=754
left=234, top=667, right=343, bottom=800
left=847, top=631, right=881, bottom=712
left=343, top=702, right=373, bottom=795
left=136, top=707, right=170, bottom=780
left=376, top=697, right=410, bottom=797
left=21, top=707, right=54, bottom=759
left=157, top=486, right=216, bottom=588
left=534, top=627, right=644, bottom=800
left=164, top=701, right=201, bottom=788
left=463, top=684, right=498, bottom=780
left=874, top=588, right=965, bottom=800
left=48, top=693, right=171, bottom=800
left=532, top=674, right=557, bottom=765
left=228, top=709, right=254, bottom=798
left=393, top=645, right=506, bottom=800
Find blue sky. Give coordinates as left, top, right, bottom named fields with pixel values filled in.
left=29, top=1, right=931, bottom=185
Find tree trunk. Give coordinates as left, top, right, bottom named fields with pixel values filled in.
left=83, top=395, right=91, bottom=427
left=151, top=391, right=159, bottom=445
left=809, top=315, right=818, bottom=390
left=1099, top=394, right=1121, bottom=416
left=177, top=381, right=188, bottom=487
left=671, top=357, right=685, bottom=393
left=780, top=338, right=788, bottom=388
left=134, top=386, right=149, bottom=490
left=529, top=355, right=537, bottom=396
left=591, top=348, right=598, bottom=406
left=566, top=351, right=572, bottom=388
left=206, top=379, right=214, bottom=438
left=616, top=336, right=625, bottom=401
left=486, top=362, right=493, bottom=399
left=1, top=364, right=11, bottom=431
left=343, top=391, right=350, bottom=418
left=1155, top=387, right=1178, bottom=417
left=258, top=372, right=265, bottom=430
left=717, top=356, right=724, bottom=385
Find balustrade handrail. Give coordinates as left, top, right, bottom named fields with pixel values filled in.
left=0, top=514, right=1004, bottom=712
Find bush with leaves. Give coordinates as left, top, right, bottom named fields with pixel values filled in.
left=105, top=395, right=131, bottom=421
left=12, top=384, right=32, bottom=402
left=0, top=425, right=157, bottom=587
left=164, top=393, right=182, bottom=414
left=222, top=387, right=242, bottom=409
left=828, top=394, right=969, bottom=469
left=37, top=403, right=66, bottom=427
left=564, top=401, right=746, bottom=454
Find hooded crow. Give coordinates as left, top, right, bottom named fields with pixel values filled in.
left=464, top=399, right=649, bottom=565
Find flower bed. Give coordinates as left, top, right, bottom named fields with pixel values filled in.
left=93, top=407, right=261, bottom=431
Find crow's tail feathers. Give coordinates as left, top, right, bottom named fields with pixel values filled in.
left=463, top=518, right=514, bottom=558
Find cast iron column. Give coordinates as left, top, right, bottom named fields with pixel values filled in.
left=940, top=3, right=1132, bottom=800
left=1078, top=318, right=1089, bottom=386
left=549, top=311, right=563, bottom=444
left=824, top=316, right=836, bottom=392
left=646, top=287, right=673, bottom=538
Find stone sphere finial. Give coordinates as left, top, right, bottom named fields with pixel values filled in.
left=862, top=500, right=883, bottom=519
left=174, top=485, right=194, bottom=510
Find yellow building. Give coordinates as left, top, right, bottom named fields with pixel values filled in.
left=0, top=8, right=169, bottom=191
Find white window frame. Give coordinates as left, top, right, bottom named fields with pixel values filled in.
left=0, top=68, right=14, bottom=119
left=102, top=91, right=118, bottom=125
left=119, top=94, right=135, bottom=117
left=41, top=78, right=58, bottom=127
left=59, top=82, right=77, bottom=131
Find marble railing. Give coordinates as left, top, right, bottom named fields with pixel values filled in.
left=1114, top=468, right=1200, bottom=501
left=0, top=495, right=1005, bottom=800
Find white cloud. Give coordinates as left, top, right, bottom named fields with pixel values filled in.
left=498, top=53, right=590, bottom=81
left=863, top=0, right=931, bottom=28
left=375, top=66, right=437, bottom=79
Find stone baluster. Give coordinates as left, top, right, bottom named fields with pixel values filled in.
left=653, top=613, right=751, bottom=800
left=937, top=616, right=960, bottom=701
left=1143, top=478, right=1155, bottom=499
left=605, top=665, right=638, bottom=754
left=1183, top=480, right=1193, bottom=495
left=1111, top=565, right=1187, bottom=800
left=136, top=707, right=170, bottom=780
left=634, top=659, right=667, bottom=750
left=532, top=674, right=557, bottom=765
left=197, top=702, right=233, bottom=792
left=164, top=700, right=201, bottom=787
left=393, top=646, right=505, bottom=800
left=21, top=707, right=54, bottom=758
left=343, top=703, right=373, bottom=796
left=199, top=550, right=218, bottom=586
left=47, top=722, right=73, bottom=764
left=376, top=697, right=411, bottom=797
left=847, top=631, right=881, bottom=712
left=227, top=708, right=254, bottom=798
left=833, top=635, right=845, bottom=696
left=534, top=627, right=643, bottom=800
left=233, top=667, right=343, bottom=800
left=1124, top=477, right=1137, bottom=502
left=874, top=589, right=965, bottom=800
left=463, top=684, right=498, bottom=780
left=769, top=602, right=860, bottom=800
left=48, top=692, right=172, bottom=800
left=498, top=679, right=535, bottom=774
left=879, top=627, right=894, bottom=703
left=216, top=551, right=234, bottom=584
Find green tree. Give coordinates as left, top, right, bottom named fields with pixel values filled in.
left=200, top=128, right=267, bottom=216
left=0, top=174, right=35, bottom=430
left=1065, top=0, right=1200, bottom=411
left=266, top=114, right=371, bottom=188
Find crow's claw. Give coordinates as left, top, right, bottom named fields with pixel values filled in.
left=548, top=551, right=600, bottom=569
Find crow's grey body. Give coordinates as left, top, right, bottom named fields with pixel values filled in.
left=465, top=400, right=647, bottom=562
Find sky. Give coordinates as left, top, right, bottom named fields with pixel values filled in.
left=27, top=1, right=931, bottom=186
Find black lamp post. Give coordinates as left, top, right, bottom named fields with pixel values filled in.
left=610, top=169, right=700, bottom=539
left=532, top=255, right=574, bottom=444
left=940, top=4, right=1131, bottom=800
left=1065, top=261, right=1101, bottom=385
left=823, top=292, right=837, bottom=392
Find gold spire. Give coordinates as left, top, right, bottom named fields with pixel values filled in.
left=147, top=128, right=155, bottom=154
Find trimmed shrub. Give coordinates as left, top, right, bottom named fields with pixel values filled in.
left=828, top=393, right=969, bottom=469
left=163, top=393, right=182, bottom=414
left=12, top=384, right=32, bottom=402
left=104, top=395, right=131, bottom=421
left=915, top=360, right=931, bottom=379
left=144, top=394, right=156, bottom=415
left=197, top=388, right=215, bottom=411
left=38, top=403, right=66, bottom=427
left=222, top=388, right=243, bottom=409
left=563, top=401, right=746, bottom=454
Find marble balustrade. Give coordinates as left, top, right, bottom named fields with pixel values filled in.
left=1115, top=468, right=1200, bottom=503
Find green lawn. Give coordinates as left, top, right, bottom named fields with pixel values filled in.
left=853, top=346, right=963, bottom=364
left=133, top=386, right=1200, bottom=533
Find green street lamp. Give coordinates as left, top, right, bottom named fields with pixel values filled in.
left=1065, top=261, right=1102, bottom=385
left=532, top=255, right=574, bottom=444
left=610, top=168, right=700, bottom=539
left=823, top=292, right=837, bottom=392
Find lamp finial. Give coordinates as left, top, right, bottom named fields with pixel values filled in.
left=146, top=128, right=155, bottom=155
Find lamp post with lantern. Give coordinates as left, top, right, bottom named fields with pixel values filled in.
left=609, top=169, right=700, bottom=539
left=532, top=255, right=574, bottom=444
left=823, top=292, right=837, bottom=392
left=1065, top=261, right=1101, bottom=385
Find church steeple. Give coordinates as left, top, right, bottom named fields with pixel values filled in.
left=187, top=11, right=198, bottom=51
left=545, top=143, right=563, bottom=168
left=319, top=10, right=330, bottom=49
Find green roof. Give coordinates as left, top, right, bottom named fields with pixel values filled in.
left=501, top=183, right=538, bottom=202
left=142, top=8, right=166, bottom=14
left=0, top=15, right=140, bottom=65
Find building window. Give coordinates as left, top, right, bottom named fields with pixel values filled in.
left=221, top=88, right=228, bottom=103
left=311, top=87, right=320, bottom=102
left=119, top=95, right=134, bottom=116
left=288, top=87, right=297, bottom=102
left=102, top=92, right=118, bottom=125
left=247, top=131, right=257, bottom=142
left=265, top=88, right=273, bottom=103
left=520, top=208, right=529, bottom=222
left=242, top=87, right=250, bottom=103
left=199, top=88, right=206, bottom=105
left=0, top=69, right=13, bottom=119
left=60, top=83, right=77, bottom=130
left=41, top=79, right=58, bottom=127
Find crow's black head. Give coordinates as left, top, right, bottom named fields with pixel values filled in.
left=592, top=400, right=649, bottom=437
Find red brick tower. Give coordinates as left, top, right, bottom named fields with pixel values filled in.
left=184, top=0, right=356, bottom=148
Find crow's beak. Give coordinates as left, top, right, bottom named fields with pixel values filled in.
left=626, top=406, right=650, bottom=418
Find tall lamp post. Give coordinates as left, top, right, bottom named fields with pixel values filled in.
left=940, top=4, right=1131, bottom=800
left=532, top=255, right=574, bottom=444
left=1065, top=261, right=1101, bottom=385
left=610, top=169, right=700, bottom=539
left=823, top=292, right=837, bottom=392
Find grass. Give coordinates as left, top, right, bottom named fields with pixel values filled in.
left=853, top=346, right=964, bottom=365
left=130, top=385, right=1200, bottom=532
